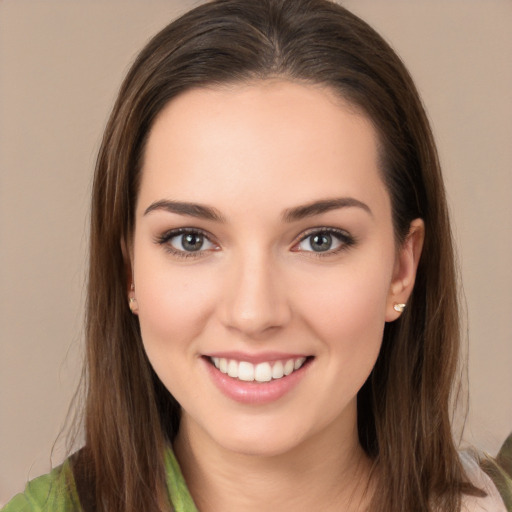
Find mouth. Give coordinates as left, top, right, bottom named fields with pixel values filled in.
left=205, top=355, right=312, bottom=383
left=202, top=353, right=313, bottom=404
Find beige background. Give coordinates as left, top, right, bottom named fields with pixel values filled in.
left=1, top=0, right=511, bottom=505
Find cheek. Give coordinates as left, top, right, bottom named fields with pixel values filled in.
left=294, top=257, right=393, bottom=358
left=134, top=256, right=219, bottom=358
left=284, top=259, right=393, bottom=430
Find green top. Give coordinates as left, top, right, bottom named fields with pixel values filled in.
left=1, top=448, right=199, bottom=512
left=0, top=459, right=81, bottom=512
left=3, top=436, right=512, bottom=511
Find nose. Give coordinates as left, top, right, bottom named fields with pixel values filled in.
left=219, top=250, right=292, bottom=338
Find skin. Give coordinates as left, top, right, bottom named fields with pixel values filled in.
left=129, top=80, right=424, bottom=511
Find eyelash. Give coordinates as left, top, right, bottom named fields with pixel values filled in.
left=154, top=228, right=218, bottom=259
left=292, top=227, right=356, bottom=258
left=154, top=227, right=356, bottom=259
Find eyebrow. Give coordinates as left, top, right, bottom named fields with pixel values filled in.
left=143, top=196, right=372, bottom=223
left=282, top=197, right=372, bottom=222
left=144, top=200, right=226, bottom=222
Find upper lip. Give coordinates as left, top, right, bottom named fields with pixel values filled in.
left=202, top=351, right=310, bottom=364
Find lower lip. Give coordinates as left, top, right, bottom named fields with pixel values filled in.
left=203, top=357, right=311, bottom=405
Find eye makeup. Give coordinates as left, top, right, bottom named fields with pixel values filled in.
left=154, top=227, right=219, bottom=259
left=291, top=227, right=357, bottom=258
left=154, top=225, right=357, bottom=260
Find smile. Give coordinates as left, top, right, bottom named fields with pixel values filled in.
left=203, top=354, right=312, bottom=404
left=210, top=356, right=307, bottom=382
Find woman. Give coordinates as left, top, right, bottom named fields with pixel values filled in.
left=2, top=0, right=509, bottom=511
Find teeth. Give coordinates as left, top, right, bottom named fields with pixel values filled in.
left=238, top=361, right=254, bottom=381
left=211, top=356, right=307, bottom=382
left=254, top=362, right=272, bottom=382
left=227, top=360, right=238, bottom=378
left=283, top=359, right=294, bottom=376
left=271, top=361, right=284, bottom=379
left=294, top=357, right=306, bottom=370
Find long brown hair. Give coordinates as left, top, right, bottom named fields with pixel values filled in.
left=77, top=0, right=480, bottom=510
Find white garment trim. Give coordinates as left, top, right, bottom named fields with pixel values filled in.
left=459, top=451, right=507, bottom=512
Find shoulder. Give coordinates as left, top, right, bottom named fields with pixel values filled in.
left=1, top=460, right=81, bottom=512
left=459, top=451, right=509, bottom=512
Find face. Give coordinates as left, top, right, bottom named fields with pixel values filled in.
left=131, top=80, right=419, bottom=458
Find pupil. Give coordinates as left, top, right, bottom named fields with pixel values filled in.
left=183, top=233, right=203, bottom=251
left=311, top=233, right=331, bottom=252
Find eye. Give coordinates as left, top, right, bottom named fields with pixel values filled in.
left=171, top=232, right=213, bottom=252
left=293, top=228, right=355, bottom=255
left=156, top=228, right=217, bottom=257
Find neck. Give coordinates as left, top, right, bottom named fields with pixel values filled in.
left=174, top=412, right=374, bottom=512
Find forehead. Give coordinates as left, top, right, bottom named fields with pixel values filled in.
left=138, top=80, right=389, bottom=218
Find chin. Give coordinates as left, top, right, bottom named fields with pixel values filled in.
left=203, top=412, right=325, bottom=459
left=218, top=431, right=306, bottom=458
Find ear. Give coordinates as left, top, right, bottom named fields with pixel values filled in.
left=121, top=236, right=139, bottom=315
left=385, top=218, right=424, bottom=322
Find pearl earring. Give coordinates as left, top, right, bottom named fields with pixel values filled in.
left=393, top=303, right=406, bottom=313
left=128, top=283, right=138, bottom=312
left=128, top=297, right=138, bottom=312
